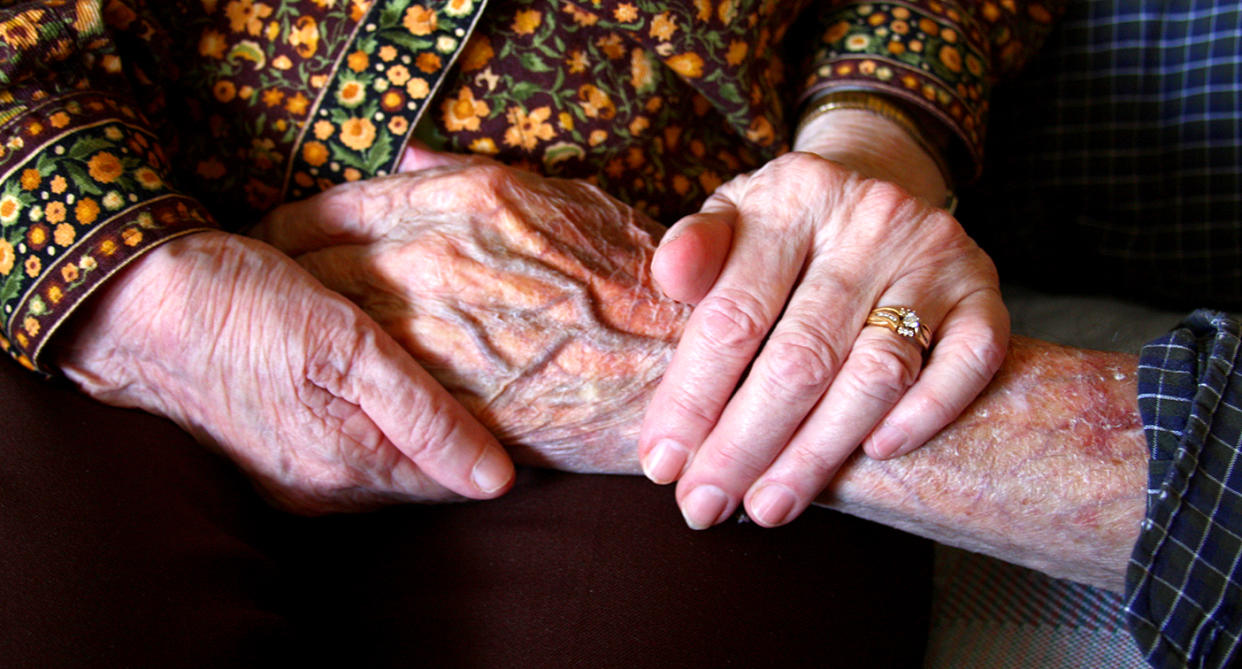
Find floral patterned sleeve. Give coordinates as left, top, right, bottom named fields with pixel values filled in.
left=798, top=0, right=1065, bottom=182
left=0, top=1, right=217, bottom=372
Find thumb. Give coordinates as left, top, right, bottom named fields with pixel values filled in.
left=248, top=179, right=391, bottom=256
left=651, top=199, right=736, bottom=305
left=338, top=316, right=516, bottom=499
left=397, top=140, right=489, bottom=172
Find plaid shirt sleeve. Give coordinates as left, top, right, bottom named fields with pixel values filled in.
left=1126, top=309, right=1242, bottom=668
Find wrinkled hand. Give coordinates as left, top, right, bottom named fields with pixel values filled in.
left=55, top=230, right=514, bottom=513
left=641, top=151, right=1008, bottom=529
left=250, top=150, right=689, bottom=473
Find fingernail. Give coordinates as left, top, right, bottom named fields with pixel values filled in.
left=681, top=485, right=730, bottom=530
left=750, top=484, right=797, bottom=527
left=471, top=448, right=513, bottom=494
left=868, top=425, right=909, bottom=459
left=642, top=439, right=689, bottom=484
left=658, top=226, right=685, bottom=248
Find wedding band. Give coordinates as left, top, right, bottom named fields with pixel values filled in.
left=866, top=306, right=932, bottom=350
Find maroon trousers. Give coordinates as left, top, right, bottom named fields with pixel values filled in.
left=0, top=361, right=931, bottom=668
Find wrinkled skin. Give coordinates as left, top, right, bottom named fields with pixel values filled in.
left=54, top=231, right=515, bottom=513
left=252, top=158, right=689, bottom=473
left=258, top=157, right=1143, bottom=590
left=825, top=337, right=1145, bottom=591
left=643, top=111, right=1010, bottom=529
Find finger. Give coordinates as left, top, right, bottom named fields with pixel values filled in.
left=739, top=320, right=931, bottom=527
left=249, top=181, right=390, bottom=256
left=651, top=205, right=735, bottom=304
left=292, top=244, right=372, bottom=302
left=397, top=141, right=486, bottom=172
left=638, top=199, right=812, bottom=488
left=863, top=288, right=1008, bottom=459
left=303, top=394, right=461, bottom=509
left=670, top=270, right=879, bottom=528
left=322, top=313, right=514, bottom=500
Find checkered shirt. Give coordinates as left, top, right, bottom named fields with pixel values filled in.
left=962, top=0, right=1242, bottom=311
left=1128, top=310, right=1242, bottom=668
left=954, top=1, right=1242, bottom=664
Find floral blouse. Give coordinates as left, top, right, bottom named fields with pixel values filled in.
left=0, top=0, right=1057, bottom=371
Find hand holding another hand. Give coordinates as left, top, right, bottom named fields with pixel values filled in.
left=55, top=230, right=514, bottom=513
left=251, top=149, right=690, bottom=474
left=642, top=125, right=1008, bottom=530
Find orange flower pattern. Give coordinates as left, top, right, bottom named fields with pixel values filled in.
left=0, top=93, right=212, bottom=370
left=0, top=0, right=1058, bottom=370
left=434, top=0, right=815, bottom=219
left=805, top=0, right=1061, bottom=179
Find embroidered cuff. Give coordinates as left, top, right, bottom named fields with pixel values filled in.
left=0, top=92, right=217, bottom=372
left=799, top=1, right=990, bottom=183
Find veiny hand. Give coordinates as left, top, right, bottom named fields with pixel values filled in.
left=55, top=230, right=514, bottom=513
left=250, top=148, right=688, bottom=474
left=640, top=150, right=1008, bottom=529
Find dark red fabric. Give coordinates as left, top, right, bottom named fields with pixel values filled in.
left=0, top=364, right=293, bottom=667
left=0, top=361, right=931, bottom=668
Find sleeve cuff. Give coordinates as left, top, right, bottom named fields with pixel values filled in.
left=798, top=1, right=989, bottom=183
left=0, top=91, right=217, bottom=372
left=1126, top=309, right=1242, bottom=668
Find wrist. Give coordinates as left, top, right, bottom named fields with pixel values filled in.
left=818, top=337, right=1145, bottom=590
left=793, top=99, right=951, bottom=208
left=52, top=230, right=233, bottom=391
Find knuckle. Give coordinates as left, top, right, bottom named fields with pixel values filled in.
left=952, top=327, right=1009, bottom=383
left=860, top=178, right=909, bottom=206
left=852, top=182, right=926, bottom=237
left=423, top=165, right=509, bottom=209
left=846, top=346, right=918, bottom=404
left=761, top=331, right=841, bottom=397
left=665, top=387, right=722, bottom=428
left=695, top=289, right=771, bottom=350
left=466, top=163, right=511, bottom=192
left=707, top=438, right=770, bottom=478
left=397, top=393, right=465, bottom=463
left=919, top=209, right=964, bottom=245
left=971, top=332, right=1009, bottom=376
left=786, top=444, right=844, bottom=483
left=909, top=389, right=959, bottom=428
left=968, top=248, right=1002, bottom=285
left=776, top=150, right=828, bottom=177
left=764, top=152, right=839, bottom=203
left=304, top=308, right=371, bottom=392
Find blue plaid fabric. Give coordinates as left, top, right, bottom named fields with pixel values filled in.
left=952, top=1, right=1242, bottom=666
left=1129, top=311, right=1242, bottom=668
left=963, top=0, right=1242, bottom=311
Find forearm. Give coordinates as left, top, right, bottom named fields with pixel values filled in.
left=0, top=4, right=218, bottom=373
left=496, top=332, right=1144, bottom=590
left=277, top=166, right=1145, bottom=588
left=410, top=227, right=1143, bottom=589
left=818, top=337, right=1145, bottom=591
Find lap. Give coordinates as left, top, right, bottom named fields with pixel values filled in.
left=0, top=363, right=930, bottom=668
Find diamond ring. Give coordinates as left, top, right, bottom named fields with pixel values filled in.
left=865, top=306, right=932, bottom=350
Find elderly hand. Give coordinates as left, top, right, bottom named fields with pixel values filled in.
left=250, top=148, right=689, bottom=474
left=54, top=230, right=514, bottom=513
left=640, top=109, right=1008, bottom=529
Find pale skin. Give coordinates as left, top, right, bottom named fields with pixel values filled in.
left=55, top=105, right=1000, bottom=533
left=641, top=108, right=1010, bottom=530
left=54, top=229, right=517, bottom=512
left=50, top=113, right=1132, bottom=591
left=248, top=154, right=1143, bottom=592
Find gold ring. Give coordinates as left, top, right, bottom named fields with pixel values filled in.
left=866, top=306, right=931, bottom=350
